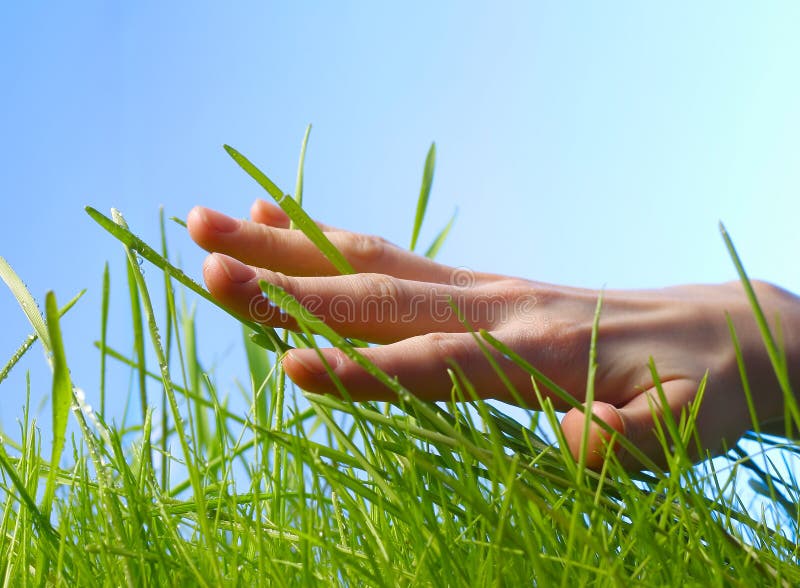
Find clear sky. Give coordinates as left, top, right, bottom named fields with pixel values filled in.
left=1, top=3, right=800, bottom=448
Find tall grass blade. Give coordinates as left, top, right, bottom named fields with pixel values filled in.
left=410, top=142, right=436, bottom=252
left=0, top=289, right=84, bottom=387
left=85, top=206, right=290, bottom=353
left=0, top=334, right=36, bottom=387
left=577, top=293, right=603, bottom=475
left=159, top=207, right=175, bottom=488
left=726, top=315, right=760, bottom=435
left=720, top=222, right=800, bottom=434
left=479, top=328, right=662, bottom=474
left=99, top=262, right=110, bottom=416
left=257, top=280, right=402, bottom=398
left=159, top=207, right=174, bottom=372
left=182, top=303, right=211, bottom=452
left=125, top=250, right=149, bottom=427
left=224, top=144, right=355, bottom=274
left=0, top=445, right=56, bottom=540
left=41, top=291, right=72, bottom=516
left=424, top=208, right=456, bottom=260
left=243, top=325, right=271, bottom=429
left=293, top=124, right=312, bottom=214
left=0, top=256, right=51, bottom=354
left=113, top=209, right=222, bottom=582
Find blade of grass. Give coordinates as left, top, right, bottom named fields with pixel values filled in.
left=0, top=289, right=85, bottom=387
left=182, top=303, right=210, bottom=452
left=269, top=123, right=314, bottom=520
left=116, top=213, right=153, bottom=473
left=113, top=209, right=222, bottom=582
left=257, top=280, right=385, bottom=387
left=726, top=315, right=791, bottom=526
left=257, top=280, right=499, bottom=464
left=41, top=292, right=72, bottom=517
left=0, top=444, right=57, bottom=542
left=85, top=206, right=290, bottom=353
left=577, top=292, right=603, bottom=478
left=720, top=221, right=800, bottom=433
left=479, top=329, right=662, bottom=475
left=0, top=333, right=36, bottom=387
left=99, top=262, right=110, bottom=416
left=243, top=325, right=271, bottom=430
left=647, top=358, right=692, bottom=470
left=159, top=208, right=176, bottom=489
left=0, top=256, right=51, bottom=354
left=70, top=378, right=137, bottom=585
left=293, top=124, right=312, bottom=216
left=410, top=142, right=436, bottom=252
left=224, top=144, right=354, bottom=275
left=125, top=251, right=149, bottom=430
left=424, top=208, right=457, bottom=260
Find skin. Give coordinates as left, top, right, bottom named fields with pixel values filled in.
left=187, top=199, right=800, bottom=469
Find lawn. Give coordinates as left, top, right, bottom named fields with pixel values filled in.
left=0, top=139, right=798, bottom=587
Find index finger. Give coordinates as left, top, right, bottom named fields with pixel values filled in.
left=188, top=205, right=483, bottom=284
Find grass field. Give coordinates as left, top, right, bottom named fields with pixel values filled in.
left=0, top=139, right=798, bottom=586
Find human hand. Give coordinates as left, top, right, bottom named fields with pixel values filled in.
left=188, top=200, right=800, bottom=469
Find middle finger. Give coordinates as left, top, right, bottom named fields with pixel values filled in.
left=203, top=253, right=504, bottom=343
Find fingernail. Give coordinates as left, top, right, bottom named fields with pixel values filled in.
left=287, top=350, right=337, bottom=376
left=214, top=254, right=255, bottom=283
left=201, top=208, right=240, bottom=233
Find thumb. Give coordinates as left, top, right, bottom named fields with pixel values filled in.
left=561, top=379, right=698, bottom=470
left=560, top=401, right=625, bottom=470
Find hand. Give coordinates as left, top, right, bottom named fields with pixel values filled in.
left=187, top=200, right=800, bottom=469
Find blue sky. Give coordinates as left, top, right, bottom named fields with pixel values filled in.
left=1, top=3, right=800, bottom=451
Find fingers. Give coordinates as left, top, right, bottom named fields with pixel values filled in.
left=250, top=199, right=342, bottom=232
left=280, top=328, right=587, bottom=405
left=202, top=253, right=500, bottom=343
left=188, top=204, right=463, bottom=284
left=560, top=379, right=698, bottom=469
left=283, top=332, right=536, bottom=402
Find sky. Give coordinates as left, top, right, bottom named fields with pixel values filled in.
left=1, top=1, right=799, bottom=483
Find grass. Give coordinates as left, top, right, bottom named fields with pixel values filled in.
left=0, top=137, right=799, bottom=586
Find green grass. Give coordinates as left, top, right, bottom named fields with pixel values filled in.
left=0, top=138, right=799, bottom=586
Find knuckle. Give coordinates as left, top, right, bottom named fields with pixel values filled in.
left=347, top=233, right=388, bottom=266
left=364, top=273, right=402, bottom=300
left=474, top=279, right=540, bottom=324
left=253, top=223, right=277, bottom=250
left=420, top=332, right=471, bottom=361
left=483, top=278, right=535, bottom=302
left=268, top=270, right=292, bottom=292
left=749, top=279, right=785, bottom=301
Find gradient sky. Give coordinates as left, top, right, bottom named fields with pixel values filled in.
left=1, top=2, right=799, bottom=466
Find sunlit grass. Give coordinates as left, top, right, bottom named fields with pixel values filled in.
left=0, top=138, right=798, bottom=586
